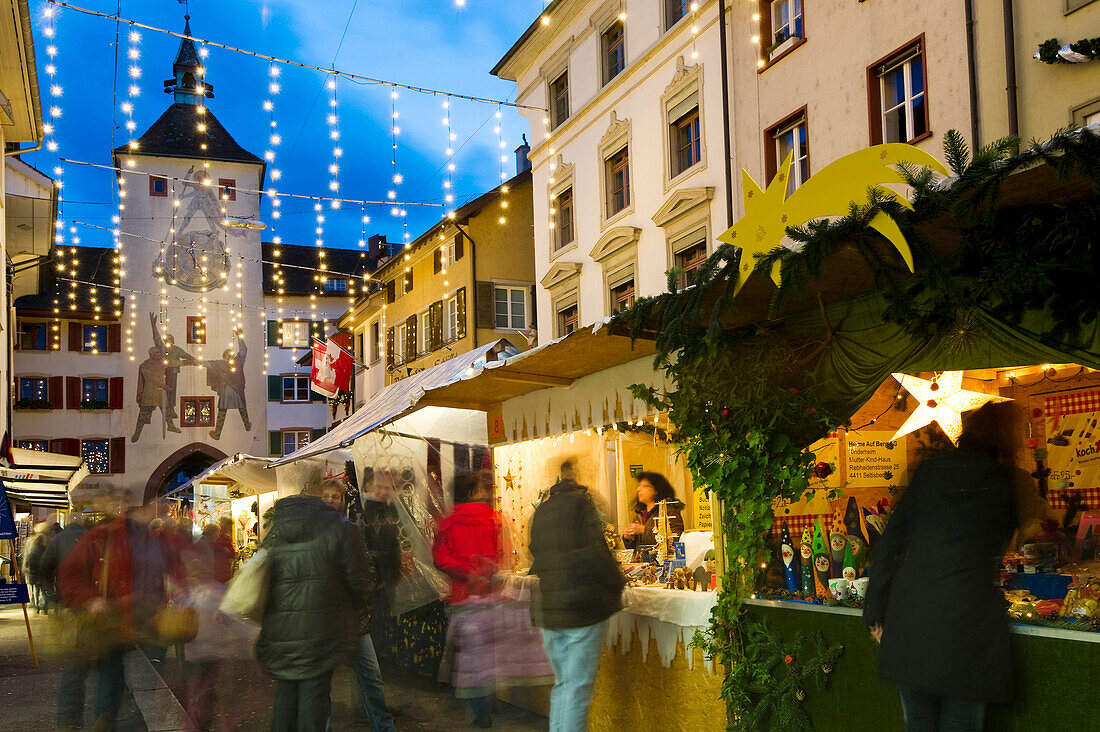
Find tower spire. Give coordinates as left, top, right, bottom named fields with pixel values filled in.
left=163, top=15, right=214, bottom=105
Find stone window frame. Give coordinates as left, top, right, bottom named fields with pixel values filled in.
left=589, top=226, right=641, bottom=318
left=598, top=111, right=634, bottom=229
left=652, top=186, right=715, bottom=283
left=1065, top=0, right=1099, bottom=15
left=1070, top=95, right=1100, bottom=128
left=547, top=155, right=577, bottom=260
left=590, top=0, right=627, bottom=88
left=540, top=261, right=583, bottom=339
left=541, top=38, right=574, bottom=131
left=661, top=57, right=707, bottom=192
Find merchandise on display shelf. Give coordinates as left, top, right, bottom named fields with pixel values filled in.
left=811, top=520, right=830, bottom=597
left=799, top=527, right=814, bottom=595
left=779, top=522, right=799, bottom=593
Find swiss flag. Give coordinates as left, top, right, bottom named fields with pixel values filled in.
left=310, top=338, right=354, bottom=398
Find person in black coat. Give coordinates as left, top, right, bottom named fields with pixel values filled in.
left=529, top=460, right=625, bottom=731
left=257, top=491, right=373, bottom=732
left=864, top=402, right=1019, bottom=731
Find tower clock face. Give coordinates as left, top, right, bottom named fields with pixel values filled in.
left=156, top=229, right=230, bottom=293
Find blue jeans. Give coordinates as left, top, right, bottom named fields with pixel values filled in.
left=57, top=650, right=125, bottom=728
left=351, top=633, right=396, bottom=732
left=541, top=621, right=606, bottom=732
left=900, top=688, right=986, bottom=732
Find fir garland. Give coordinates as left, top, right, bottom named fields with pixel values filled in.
left=1036, top=37, right=1100, bottom=64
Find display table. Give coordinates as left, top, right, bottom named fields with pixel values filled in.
left=607, top=586, right=717, bottom=670
left=744, top=597, right=1100, bottom=730
left=496, top=574, right=727, bottom=730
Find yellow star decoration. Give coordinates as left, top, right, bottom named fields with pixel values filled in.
left=890, top=371, right=1011, bottom=444
left=717, top=143, right=950, bottom=296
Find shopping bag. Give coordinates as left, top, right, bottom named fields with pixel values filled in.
left=155, top=603, right=198, bottom=644
left=218, top=547, right=270, bottom=622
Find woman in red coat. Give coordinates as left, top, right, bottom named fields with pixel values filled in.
left=433, top=472, right=503, bottom=728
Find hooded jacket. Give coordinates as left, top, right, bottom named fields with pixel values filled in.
left=864, top=447, right=1017, bottom=704
left=256, top=495, right=373, bottom=681
left=528, top=480, right=625, bottom=630
left=433, top=501, right=503, bottom=604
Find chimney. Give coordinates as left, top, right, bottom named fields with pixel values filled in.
left=514, top=134, right=531, bottom=175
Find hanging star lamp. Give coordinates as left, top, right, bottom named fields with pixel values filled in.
left=890, top=371, right=1011, bottom=444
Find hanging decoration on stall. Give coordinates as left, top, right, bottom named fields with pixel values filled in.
left=738, top=621, right=843, bottom=732
left=716, top=144, right=949, bottom=297
left=890, top=371, right=1010, bottom=444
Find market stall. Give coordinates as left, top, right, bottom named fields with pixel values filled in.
left=419, top=323, right=725, bottom=729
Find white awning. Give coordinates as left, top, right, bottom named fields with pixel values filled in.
left=269, top=339, right=517, bottom=466
left=164, top=453, right=279, bottom=499
left=0, top=448, right=89, bottom=508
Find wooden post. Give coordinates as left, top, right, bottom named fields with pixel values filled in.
left=710, top=491, right=726, bottom=589
left=8, top=539, right=39, bottom=667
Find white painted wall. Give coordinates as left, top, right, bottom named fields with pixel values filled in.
left=503, top=0, right=729, bottom=342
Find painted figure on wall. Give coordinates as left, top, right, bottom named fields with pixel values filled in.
left=133, top=346, right=179, bottom=441
left=150, top=313, right=196, bottom=420
left=205, top=328, right=250, bottom=439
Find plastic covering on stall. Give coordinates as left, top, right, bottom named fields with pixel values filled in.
left=348, top=407, right=489, bottom=615
left=270, top=340, right=515, bottom=467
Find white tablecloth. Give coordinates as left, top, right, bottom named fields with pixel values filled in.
left=497, top=573, right=718, bottom=672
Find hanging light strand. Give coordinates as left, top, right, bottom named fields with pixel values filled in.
left=47, top=1, right=546, bottom=111
left=43, top=6, right=64, bottom=350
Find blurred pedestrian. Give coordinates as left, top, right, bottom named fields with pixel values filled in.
left=214, top=516, right=237, bottom=584
left=23, top=522, right=51, bottom=613
left=528, top=461, right=625, bottom=732
left=434, top=471, right=503, bottom=728
left=864, top=402, right=1019, bottom=732
left=257, top=484, right=372, bottom=732
left=58, top=502, right=185, bottom=730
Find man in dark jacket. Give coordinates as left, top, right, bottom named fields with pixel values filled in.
left=40, top=513, right=89, bottom=605
left=864, top=402, right=1018, bottom=730
left=528, top=461, right=625, bottom=732
left=257, top=491, right=373, bottom=732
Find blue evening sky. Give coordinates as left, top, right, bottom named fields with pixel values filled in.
left=30, top=0, right=544, bottom=251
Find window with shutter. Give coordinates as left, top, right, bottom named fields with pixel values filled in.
left=456, top=287, right=467, bottom=338
left=386, top=281, right=396, bottom=304
left=66, top=377, right=81, bottom=410
left=433, top=249, right=442, bottom=274
left=109, top=437, right=126, bottom=474
left=267, top=320, right=281, bottom=346
left=268, top=374, right=283, bottom=401
left=269, top=431, right=282, bottom=456
left=107, top=324, right=122, bottom=352
left=110, top=377, right=124, bottom=409
left=386, top=327, right=395, bottom=367
left=429, top=301, right=443, bottom=351
left=405, top=315, right=417, bottom=360
left=48, top=376, right=64, bottom=410
left=68, top=323, right=82, bottom=352
left=404, top=270, right=414, bottom=294
left=475, top=282, right=495, bottom=330
left=454, top=234, right=465, bottom=261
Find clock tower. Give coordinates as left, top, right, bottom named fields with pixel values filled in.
left=114, top=16, right=268, bottom=504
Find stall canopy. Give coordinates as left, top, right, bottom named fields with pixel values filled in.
left=270, top=340, right=518, bottom=466
left=165, top=453, right=279, bottom=499
left=418, top=320, right=657, bottom=413
left=0, top=448, right=89, bottom=509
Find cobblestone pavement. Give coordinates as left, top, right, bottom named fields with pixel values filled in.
left=0, top=607, right=548, bottom=730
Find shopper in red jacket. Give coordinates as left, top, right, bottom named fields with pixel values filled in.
left=58, top=503, right=185, bottom=729
left=433, top=472, right=503, bottom=727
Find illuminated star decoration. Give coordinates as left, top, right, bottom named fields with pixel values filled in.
left=891, top=371, right=1011, bottom=444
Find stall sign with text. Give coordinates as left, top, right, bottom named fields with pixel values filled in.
left=1041, top=387, right=1100, bottom=509
left=846, top=431, right=907, bottom=488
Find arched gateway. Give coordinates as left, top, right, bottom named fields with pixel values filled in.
left=144, top=442, right=228, bottom=505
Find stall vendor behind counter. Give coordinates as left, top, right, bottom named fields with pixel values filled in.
left=622, top=473, right=685, bottom=549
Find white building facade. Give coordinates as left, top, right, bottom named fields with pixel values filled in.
left=492, top=0, right=732, bottom=341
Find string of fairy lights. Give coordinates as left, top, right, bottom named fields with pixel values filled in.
left=43, top=1, right=534, bottom=375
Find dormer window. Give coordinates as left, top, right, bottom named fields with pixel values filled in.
left=182, top=72, right=197, bottom=89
